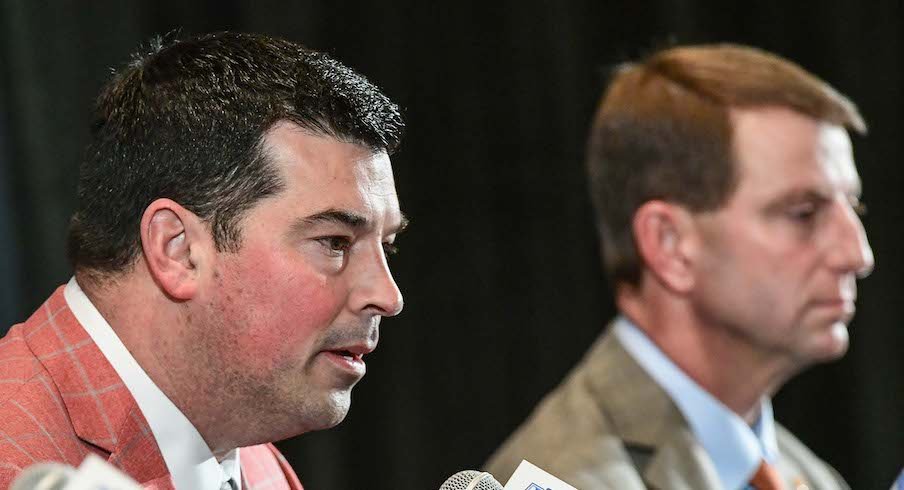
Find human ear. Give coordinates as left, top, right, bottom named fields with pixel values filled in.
left=139, top=198, right=207, bottom=300
left=632, top=201, right=696, bottom=293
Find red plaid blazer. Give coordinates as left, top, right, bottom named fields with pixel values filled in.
left=0, top=286, right=303, bottom=489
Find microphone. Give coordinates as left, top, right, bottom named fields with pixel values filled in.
left=9, top=463, right=74, bottom=490
left=10, top=454, right=140, bottom=490
left=439, top=470, right=503, bottom=490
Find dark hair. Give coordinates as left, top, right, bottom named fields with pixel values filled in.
left=586, top=43, right=865, bottom=287
left=68, top=31, right=404, bottom=276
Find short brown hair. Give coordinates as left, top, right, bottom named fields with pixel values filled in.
left=68, top=32, right=404, bottom=277
left=586, top=43, right=865, bottom=287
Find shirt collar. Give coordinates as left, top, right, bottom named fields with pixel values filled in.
left=613, top=316, right=778, bottom=490
left=64, top=277, right=241, bottom=490
left=220, top=449, right=242, bottom=489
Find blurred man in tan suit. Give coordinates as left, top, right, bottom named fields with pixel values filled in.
left=486, top=44, right=872, bottom=490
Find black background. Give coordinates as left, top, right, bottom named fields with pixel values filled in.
left=1, top=2, right=901, bottom=489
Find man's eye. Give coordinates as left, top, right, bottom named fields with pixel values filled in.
left=787, top=202, right=819, bottom=223
left=382, top=242, right=399, bottom=258
left=317, top=237, right=352, bottom=256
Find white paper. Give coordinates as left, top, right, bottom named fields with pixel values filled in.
left=64, top=454, right=141, bottom=490
left=503, top=460, right=578, bottom=490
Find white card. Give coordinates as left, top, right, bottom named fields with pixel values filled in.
left=503, top=460, right=578, bottom=490
left=64, top=453, right=141, bottom=490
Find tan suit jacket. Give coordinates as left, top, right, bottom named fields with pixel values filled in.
left=484, top=329, right=849, bottom=490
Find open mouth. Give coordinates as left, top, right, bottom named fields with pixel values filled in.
left=322, top=348, right=367, bottom=376
left=333, top=349, right=362, bottom=361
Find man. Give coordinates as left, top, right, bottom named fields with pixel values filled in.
left=486, top=44, right=872, bottom=489
left=0, top=32, right=406, bottom=489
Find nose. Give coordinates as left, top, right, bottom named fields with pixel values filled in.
left=828, top=200, right=874, bottom=278
left=349, top=245, right=404, bottom=317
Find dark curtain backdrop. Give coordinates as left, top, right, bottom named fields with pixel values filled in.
left=1, top=2, right=901, bottom=489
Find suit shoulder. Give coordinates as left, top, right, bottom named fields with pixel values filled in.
left=0, top=463, right=24, bottom=488
left=0, top=325, right=47, bottom=406
left=485, top=340, right=634, bottom=487
left=241, top=443, right=282, bottom=462
left=0, top=288, right=72, bottom=403
left=775, top=423, right=850, bottom=490
left=242, top=443, right=303, bottom=489
left=0, top=327, right=82, bottom=468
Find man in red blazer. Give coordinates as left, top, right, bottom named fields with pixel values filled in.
left=0, top=32, right=406, bottom=489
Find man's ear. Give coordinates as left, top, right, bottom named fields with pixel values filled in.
left=632, top=200, right=698, bottom=293
left=140, top=198, right=210, bottom=300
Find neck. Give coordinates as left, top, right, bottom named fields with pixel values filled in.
left=618, top=283, right=797, bottom=423
left=75, top=268, right=240, bottom=454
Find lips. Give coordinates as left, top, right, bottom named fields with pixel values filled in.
left=319, top=342, right=376, bottom=378
left=327, top=342, right=375, bottom=358
left=811, top=298, right=856, bottom=323
left=329, top=349, right=364, bottom=362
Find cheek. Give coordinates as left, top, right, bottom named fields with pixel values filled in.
left=701, top=242, right=793, bottom=323
left=740, top=257, right=818, bottom=335
left=215, top=248, right=347, bottom=369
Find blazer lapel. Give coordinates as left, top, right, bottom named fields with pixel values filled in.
left=107, top=405, right=170, bottom=484
left=643, top=427, right=722, bottom=490
left=26, top=287, right=170, bottom=484
left=140, top=474, right=177, bottom=490
left=241, top=443, right=305, bottom=490
left=585, top=329, right=721, bottom=490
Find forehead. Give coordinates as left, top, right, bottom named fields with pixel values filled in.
left=729, top=106, right=860, bottom=200
left=262, top=122, right=399, bottom=216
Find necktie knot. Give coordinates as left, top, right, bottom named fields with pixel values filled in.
left=749, top=460, right=784, bottom=490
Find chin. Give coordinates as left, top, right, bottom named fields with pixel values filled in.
left=308, top=412, right=348, bottom=433
left=310, top=391, right=352, bottom=430
left=806, top=321, right=850, bottom=363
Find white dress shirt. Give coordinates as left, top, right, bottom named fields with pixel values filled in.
left=64, top=277, right=241, bottom=490
left=614, top=316, right=778, bottom=490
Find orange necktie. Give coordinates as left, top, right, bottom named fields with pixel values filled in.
left=749, top=460, right=785, bottom=490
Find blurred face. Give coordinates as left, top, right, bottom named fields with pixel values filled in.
left=197, top=123, right=405, bottom=439
left=690, top=107, right=873, bottom=368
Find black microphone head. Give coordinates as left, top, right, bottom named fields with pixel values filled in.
left=439, top=470, right=503, bottom=490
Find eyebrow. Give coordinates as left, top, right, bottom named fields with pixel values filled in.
left=304, top=209, right=368, bottom=229
left=763, top=186, right=862, bottom=218
left=294, top=209, right=410, bottom=235
left=766, top=189, right=830, bottom=210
